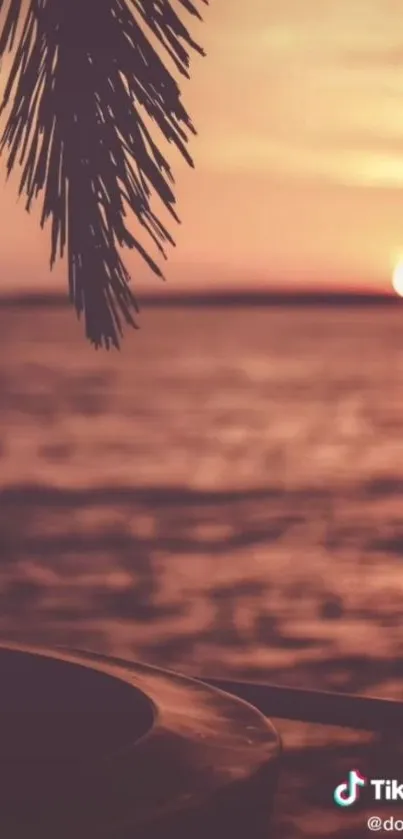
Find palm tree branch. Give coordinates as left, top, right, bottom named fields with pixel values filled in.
left=0, top=0, right=207, bottom=347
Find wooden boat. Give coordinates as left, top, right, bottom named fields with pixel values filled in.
left=1, top=642, right=403, bottom=837
left=0, top=643, right=280, bottom=839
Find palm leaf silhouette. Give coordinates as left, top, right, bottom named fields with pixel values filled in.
left=0, top=0, right=207, bottom=347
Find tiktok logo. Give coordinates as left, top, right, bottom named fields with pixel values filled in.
left=333, top=770, right=367, bottom=807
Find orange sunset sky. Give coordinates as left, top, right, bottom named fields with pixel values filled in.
left=1, top=0, right=403, bottom=294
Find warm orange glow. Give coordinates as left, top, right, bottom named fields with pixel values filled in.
left=392, top=262, right=403, bottom=297
left=1, top=2, right=403, bottom=294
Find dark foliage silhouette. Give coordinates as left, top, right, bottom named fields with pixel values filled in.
left=0, top=0, right=207, bottom=347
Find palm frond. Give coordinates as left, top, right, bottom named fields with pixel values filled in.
left=0, top=0, right=207, bottom=347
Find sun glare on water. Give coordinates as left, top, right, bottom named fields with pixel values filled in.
left=392, top=262, right=403, bottom=296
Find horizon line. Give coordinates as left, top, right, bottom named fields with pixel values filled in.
left=0, top=287, right=400, bottom=308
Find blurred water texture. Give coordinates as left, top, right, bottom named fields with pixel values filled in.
left=0, top=303, right=403, bottom=837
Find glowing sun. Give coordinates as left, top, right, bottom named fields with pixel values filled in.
left=392, top=262, right=403, bottom=296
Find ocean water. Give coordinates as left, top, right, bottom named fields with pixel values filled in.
left=1, top=303, right=403, bottom=836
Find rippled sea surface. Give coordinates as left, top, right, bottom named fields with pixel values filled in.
left=1, top=303, right=403, bottom=837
